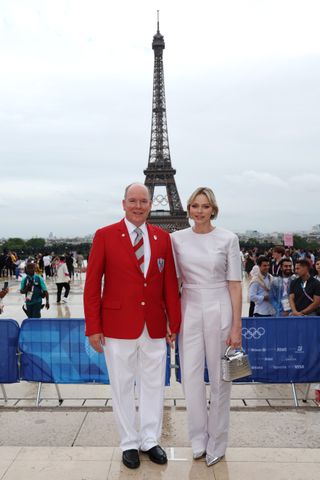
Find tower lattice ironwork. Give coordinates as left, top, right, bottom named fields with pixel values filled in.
left=144, top=14, right=189, bottom=232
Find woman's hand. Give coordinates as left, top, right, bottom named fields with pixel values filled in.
left=226, top=324, right=242, bottom=349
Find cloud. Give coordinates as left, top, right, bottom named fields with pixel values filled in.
left=225, top=171, right=288, bottom=188
left=289, top=174, right=320, bottom=192
left=1, top=1, right=320, bottom=236
left=224, top=171, right=320, bottom=193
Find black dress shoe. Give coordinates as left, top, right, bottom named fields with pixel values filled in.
left=122, top=449, right=140, bottom=469
left=141, top=445, right=167, bottom=465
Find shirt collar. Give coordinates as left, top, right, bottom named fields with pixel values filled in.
left=124, top=218, right=148, bottom=236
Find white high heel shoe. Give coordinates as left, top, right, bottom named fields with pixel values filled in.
left=193, top=450, right=206, bottom=460
left=206, top=454, right=224, bottom=467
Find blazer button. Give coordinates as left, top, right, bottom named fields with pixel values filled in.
left=144, top=283, right=147, bottom=287
left=141, top=301, right=146, bottom=306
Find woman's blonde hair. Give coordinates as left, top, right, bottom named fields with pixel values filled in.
left=187, top=187, right=219, bottom=220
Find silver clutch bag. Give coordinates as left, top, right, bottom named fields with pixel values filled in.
left=221, top=346, right=252, bottom=382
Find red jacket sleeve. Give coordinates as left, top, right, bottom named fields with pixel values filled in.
left=163, top=234, right=181, bottom=334
left=84, top=229, right=105, bottom=336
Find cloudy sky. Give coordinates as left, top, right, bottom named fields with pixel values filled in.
left=1, top=0, right=320, bottom=238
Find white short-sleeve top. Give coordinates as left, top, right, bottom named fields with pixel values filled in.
left=171, top=227, right=242, bottom=286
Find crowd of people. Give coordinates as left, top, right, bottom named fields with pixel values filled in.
left=0, top=249, right=85, bottom=281
left=0, top=250, right=85, bottom=318
left=241, top=246, right=320, bottom=317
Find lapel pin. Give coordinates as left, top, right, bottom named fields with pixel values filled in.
left=121, top=233, right=125, bottom=237
left=154, top=235, right=157, bottom=240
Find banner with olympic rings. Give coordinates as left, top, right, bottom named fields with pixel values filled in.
left=175, top=316, right=320, bottom=383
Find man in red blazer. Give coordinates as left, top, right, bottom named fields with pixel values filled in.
left=84, top=183, right=181, bottom=469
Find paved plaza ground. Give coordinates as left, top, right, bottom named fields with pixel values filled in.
left=0, top=275, right=319, bottom=479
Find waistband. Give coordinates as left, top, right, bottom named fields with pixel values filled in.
left=183, top=281, right=228, bottom=290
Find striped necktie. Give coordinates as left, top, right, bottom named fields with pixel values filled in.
left=134, top=227, right=144, bottom=274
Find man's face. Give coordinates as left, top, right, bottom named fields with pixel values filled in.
left=259, top=261, right=270, bottom=275
left=295, top=263, right=308, bottom=278
left=281, top=261, right=293, bottom=277
left=26, top=264, right=35, bottom=276
left=122, top=185, right=152, bottom=227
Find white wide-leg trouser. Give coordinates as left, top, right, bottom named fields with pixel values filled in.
left=104, top=325, right=166, bottom=451
left=179, top=284, right=233, bottom=458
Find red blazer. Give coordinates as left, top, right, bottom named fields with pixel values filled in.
left=84, top=219, right=181, bottom=339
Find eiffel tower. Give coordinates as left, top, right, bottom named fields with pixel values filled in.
left=144, top=13, right=189, bottom=232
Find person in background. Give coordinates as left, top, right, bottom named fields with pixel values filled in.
left=55, top=256, right=71, bottom=304
left=305, top=252, right=316, bottom=276
left=65, top=252, right=75, bottom=279
left=244, top=250, right=255, bottom=279
left=33, top=254, right=43, bottom=276
left=248, top=264, right=259, bottom=317
left=313, top=259, right=320, bottom=402
left=20, top=262, right=49, bottom=318
left=249, top=256, right=275, bottom=317
left=76, top=252, right=84, bottom=270
left=14, top=255, right=23, bottom=281
left=270, top=258, right=295, bottom=316
left=289, top=259, right=320, bottom=316
left=43, top=253, right=52, bottom=278
left=314, top=260, right=320, bottom=282
left=51, top=256, right=60, bottom=277
left=283, top=248, right=293, bottom=263
left=270, top=246, right=285, bottom=277
left=6, top=251, right=16, bottom=277
left=0, top=283, right=9, bottom=314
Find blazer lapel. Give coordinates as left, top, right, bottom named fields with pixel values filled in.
left=117, top=219, right=143, bottom=275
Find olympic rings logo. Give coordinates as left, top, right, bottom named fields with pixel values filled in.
left=242, top=327, right=266, bottom=339
left=153, top=194, right=169, bottom=207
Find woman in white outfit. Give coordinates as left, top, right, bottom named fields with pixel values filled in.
left=171, top=187, right=242, bottom=467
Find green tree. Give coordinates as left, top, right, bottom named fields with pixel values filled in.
left=25, top=238, right=46, bottom=251
left=3, top=237, right=26, bottom=251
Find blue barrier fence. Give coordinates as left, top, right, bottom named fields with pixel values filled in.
left=1, top=318, right=171, bottom=386
left=1, top=317, right=320, bottom=391
left=175, top=316, right=320, bottom=384
left=0, top=319, right=20, bottom=383
left=19, top=319, right=109, bottom=384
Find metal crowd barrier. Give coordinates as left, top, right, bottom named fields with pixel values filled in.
left=1, top=318, right=171, bottom=406
left=1, top=317, right=319, bottom=407
left=175, top=316, right=320, bottom=407
left=0, top=319, right=20, bottom=402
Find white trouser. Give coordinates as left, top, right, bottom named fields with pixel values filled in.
left=179, top=285, right=232, bottom=458
left=104, top=325, right=167, bottom=451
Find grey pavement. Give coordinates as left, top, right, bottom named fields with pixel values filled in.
left=1, top=275, right=320, bottom=479
left=1, top=408, right=320, bottom=448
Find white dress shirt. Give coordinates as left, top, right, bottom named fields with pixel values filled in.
left=124, top=218, right=151, bottom=277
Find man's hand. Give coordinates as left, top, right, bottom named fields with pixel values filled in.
left=45, top=302, right=50, bottom=310
left=291, top=309, right=304, bottom=316
left=89, top=333, right=105, bottom=353
left=166, top=325, right=176, bottom=348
